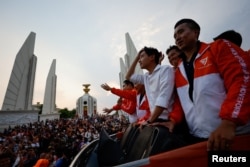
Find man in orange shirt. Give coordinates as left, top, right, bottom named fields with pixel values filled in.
left=165, top=18, right=250, bottom=151
left=33, top=153, right=50, bottom=167
left=213, top=29, right=250, bottom=56
left=101, top=80, right=150, bottom=124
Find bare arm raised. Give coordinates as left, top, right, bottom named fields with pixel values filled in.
left=125, top=52, right=140, bottom=80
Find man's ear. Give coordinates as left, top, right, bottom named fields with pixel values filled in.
left=194, top=30, right=200, bottom=39
left=149, top=54, right=155, bottom=62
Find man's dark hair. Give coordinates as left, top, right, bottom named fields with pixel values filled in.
left=123, top=80, right=134, bottom=87
left=213, top=30, right=242, bottom=47
left=174, top=18, right=200, bottom=31
left=140, top=46, right=161, bottom=64
left=166, top=45, right=181, bottom=55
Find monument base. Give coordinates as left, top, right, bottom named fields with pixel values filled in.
left=39, top=113, right=60, bottom=122
left=0, top=110, right=39, bottom=132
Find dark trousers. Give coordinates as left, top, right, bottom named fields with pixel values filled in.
left=153, top=118, right=207, bottom=149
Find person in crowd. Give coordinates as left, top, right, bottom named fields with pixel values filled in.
left=92, top=130, right=100, bottom=140
left=84, top=129, right=92, bottom=142
left=126, top=46, right=175, bottom=123
left=33, top=152, right=50, bottom=167
left=54, top=148, right=70, bottom=167
left=134, top=83, right=151, bottom=124
left=162, top=18, right=250, bottom=151
left=22, top=148, right=37, bottom=167
left=213, top=29, right=250, bottom=56
left=0, top=144, right=14, bottom=167
left=213, top=29, right=242, bottom=47
left=101, top=80, right=138, bottom=123
left=166, top=45, right=182, bottom=68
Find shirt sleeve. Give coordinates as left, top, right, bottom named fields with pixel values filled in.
left=111, top=88, right=136, bottom=101
left=155, top=66, right=175, bottom=109
left=112, top=103, right=121, bottom=110
left=130, top=74, right=144, bottom=84
left=214, top=40, right=250, bottom=125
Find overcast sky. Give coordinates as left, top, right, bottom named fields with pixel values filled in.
left=0, top=0, right=249, bottom=113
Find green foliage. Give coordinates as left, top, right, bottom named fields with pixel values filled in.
left=37, top=103, right=76, bottom=118
left=59, top=108, right=76, bottom=118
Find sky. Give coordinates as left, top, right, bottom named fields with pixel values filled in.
left=0, top=0, right=250, bottom=113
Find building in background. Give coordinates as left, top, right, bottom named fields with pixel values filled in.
left=76, top=84, right=97, bottom=119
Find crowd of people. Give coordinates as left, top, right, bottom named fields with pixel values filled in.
left=0, top=114, right=129, bottom=167
left=1, top=18, right=250, bottom=167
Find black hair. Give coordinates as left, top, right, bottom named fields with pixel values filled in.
left=166, top=45, right=181, bottom=55
left=174, top=18, right=200, bottom=31
left=140, top=46, right=161, bottom=64
left=123, top=80, right=134, bottom=87
left=213, top=30, right=242, bottom=47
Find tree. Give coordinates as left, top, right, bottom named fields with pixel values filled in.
left=59, top=108, right=76, bottom=118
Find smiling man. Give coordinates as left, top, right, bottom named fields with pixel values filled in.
left=166, top=18, right=250, bottom=151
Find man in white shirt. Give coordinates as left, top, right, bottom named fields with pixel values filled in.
left=126, top=46, right=175, bottom=123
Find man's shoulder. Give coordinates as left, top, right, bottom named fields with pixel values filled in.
left=209, top=39, right=240, bottom=50
left=131, top=73, right=145, bottom=79
left=158, top=64, right=175, bottom=73
left=160, top=64, right=173, bottom=69
left=208, top=39, right=246, bottom=56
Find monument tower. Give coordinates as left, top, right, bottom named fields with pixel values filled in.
left=2, top=32, right=37, bottom=110
left=0, top=32, right=39, bottom=129
left=40, top=59, right=60, bottom=121
left=119, top=33, right=143, bottom=88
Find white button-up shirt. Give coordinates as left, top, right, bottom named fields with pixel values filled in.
left=130, top=64, right=175, bottom=120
